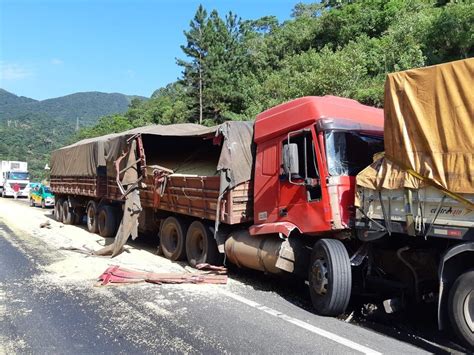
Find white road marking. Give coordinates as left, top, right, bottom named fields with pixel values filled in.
left=220, top=289, right=382, bottom=355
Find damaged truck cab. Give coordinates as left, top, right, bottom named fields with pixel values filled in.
left=225, top=96, right=384, bottom=316
left=251, top=96, right=384, bottom=236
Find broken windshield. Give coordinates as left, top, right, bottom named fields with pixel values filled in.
left=325, top=131, right=384, bottom=176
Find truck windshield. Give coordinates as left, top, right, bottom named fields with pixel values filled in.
left=325, top=131, right=384, bottom=176
left=8, top=172, right=29, bottom=180
left=44, top=187, right=51, bottom=193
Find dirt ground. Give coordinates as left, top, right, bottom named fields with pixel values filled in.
left=1, top=199, right=201, bottom=279
left=0, top=198, right=237, bottom=353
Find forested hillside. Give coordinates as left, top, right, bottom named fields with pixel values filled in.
left=78, top=0, right=473, bottom=139
left=0, top=90, right=144, bottom=125
left=0, top=89, right=37, bottom=106
left=0, top=90, right=144, bottom=179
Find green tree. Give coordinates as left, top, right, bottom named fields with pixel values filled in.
left=76, top=0, right=473, bottom=142
left=425, top=3, right=474, bottom=63
left=177, top=5, right=209, bottom=124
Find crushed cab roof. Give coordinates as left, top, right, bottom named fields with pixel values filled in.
left=254, top=96, right=384, bottom=143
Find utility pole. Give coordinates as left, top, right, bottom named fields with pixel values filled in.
left=75, top=117, right=79, bottom=131
left=199, top=56, right=203, bottom=125
left=198, top=25, right=203, bottom=125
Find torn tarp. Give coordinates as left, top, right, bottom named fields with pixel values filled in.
left=97, top=265, right=228, bottom=286
left=94, top=139, right=142, bottom=257
left=216, top=121, right=254, bottom=195
left=51, top=121, right=254, bottom=191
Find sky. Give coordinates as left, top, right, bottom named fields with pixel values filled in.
left=0, top=0, right=311, bottom=100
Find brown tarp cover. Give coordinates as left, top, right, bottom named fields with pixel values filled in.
left=357, top=155, right=424, bottom=190
left=357, top=58, right=474, bottom=193
left=51, top=121, right=254, bottom=190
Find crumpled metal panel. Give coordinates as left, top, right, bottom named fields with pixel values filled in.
left=249, top=221, right=301, bottom=237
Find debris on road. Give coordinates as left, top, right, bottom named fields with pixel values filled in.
left=97, top=265, right=228, bottom=286
left=39, top=221, right=52, bottom=229
left=59, top=245, right=96, bottom=255
left=344, top=311, right=354, bottom=323
left=195, top=263, right=227, bottom=274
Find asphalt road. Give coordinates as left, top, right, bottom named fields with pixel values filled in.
left=0, top=198, right=465, bottom=354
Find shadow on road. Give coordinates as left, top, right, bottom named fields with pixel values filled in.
left=222, top=265, right=467, bottom=353
left=24, top=198, right=467, bottom=354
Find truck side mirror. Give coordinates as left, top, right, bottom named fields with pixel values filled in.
left=283, top=143, right=299, bottom=175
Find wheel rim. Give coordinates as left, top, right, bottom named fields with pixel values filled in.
left=87, top=208, right=95, bottom=227
left=189, top=229, right=204, bottom=260
left=98, top=212, right=106, bottom=233
left=463, top=291, right=474, bottom=333
left=63, top=202, right=69, bottom=221
left=56, top=202, right=63, bottom=220
left=167, top=227, right=178, bottom=251
left=310, top=258, right=329, bottom=296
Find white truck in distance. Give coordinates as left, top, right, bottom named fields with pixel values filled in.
left=0, top=161, right=30, bottom=198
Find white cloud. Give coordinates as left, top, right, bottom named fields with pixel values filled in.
left=51, top=58, right=63, bottom=65
left=0, top=62, right=33, bottom=81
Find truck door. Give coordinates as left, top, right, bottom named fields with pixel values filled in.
left=279, top=128, right=330, bottom=233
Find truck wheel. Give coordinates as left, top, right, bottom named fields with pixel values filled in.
left=29, top=198, right=35, bottom=207
left=448, top=270, right=474, bottom=349
left=62, top=201, right=75, bottom=225
left=309, top=239, right=352, bottom=316
left=55, top=199, right=64, bottom=222
left=186, top=221, right=222, bottom=267
left=160, top=216, right=187, bottom=261
left=98, top=206, right=117, bottom=237
left=86, top=201, right=98, bottom=233
left=73, top=208, right=84, bottom=225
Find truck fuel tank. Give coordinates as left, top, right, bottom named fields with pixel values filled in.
left=224, top=230, right=283, bottom=274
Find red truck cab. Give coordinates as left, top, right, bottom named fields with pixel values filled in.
left=251, top=96, right=384, bottom=237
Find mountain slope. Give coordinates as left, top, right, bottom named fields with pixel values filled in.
left=0, top=89, right=147, bottom=179
left=0, top=89, right=37, bottom=106
left=0, top=90, right=145, bottom=126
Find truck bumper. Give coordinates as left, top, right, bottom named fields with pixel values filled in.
left=3, top=190, right=29, bottom=197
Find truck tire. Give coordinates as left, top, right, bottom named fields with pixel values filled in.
left=160, top=216, right=187, bottom=261
left=73, top=208, right=84, bottom=225
left=55, top=198, right=64, bottom=222
left=186, top=221, right=222, bottom=268
left=86, top=201, right=98, bottom=233
left=309, top=239, right=352, bottom=316
left=29, top=198, right=35, bottom=207
left=448, top=270, right=474, bottom=349
left=98, top=206, right=117, bottom=238
left=62, top=200, right=75, bottom=225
